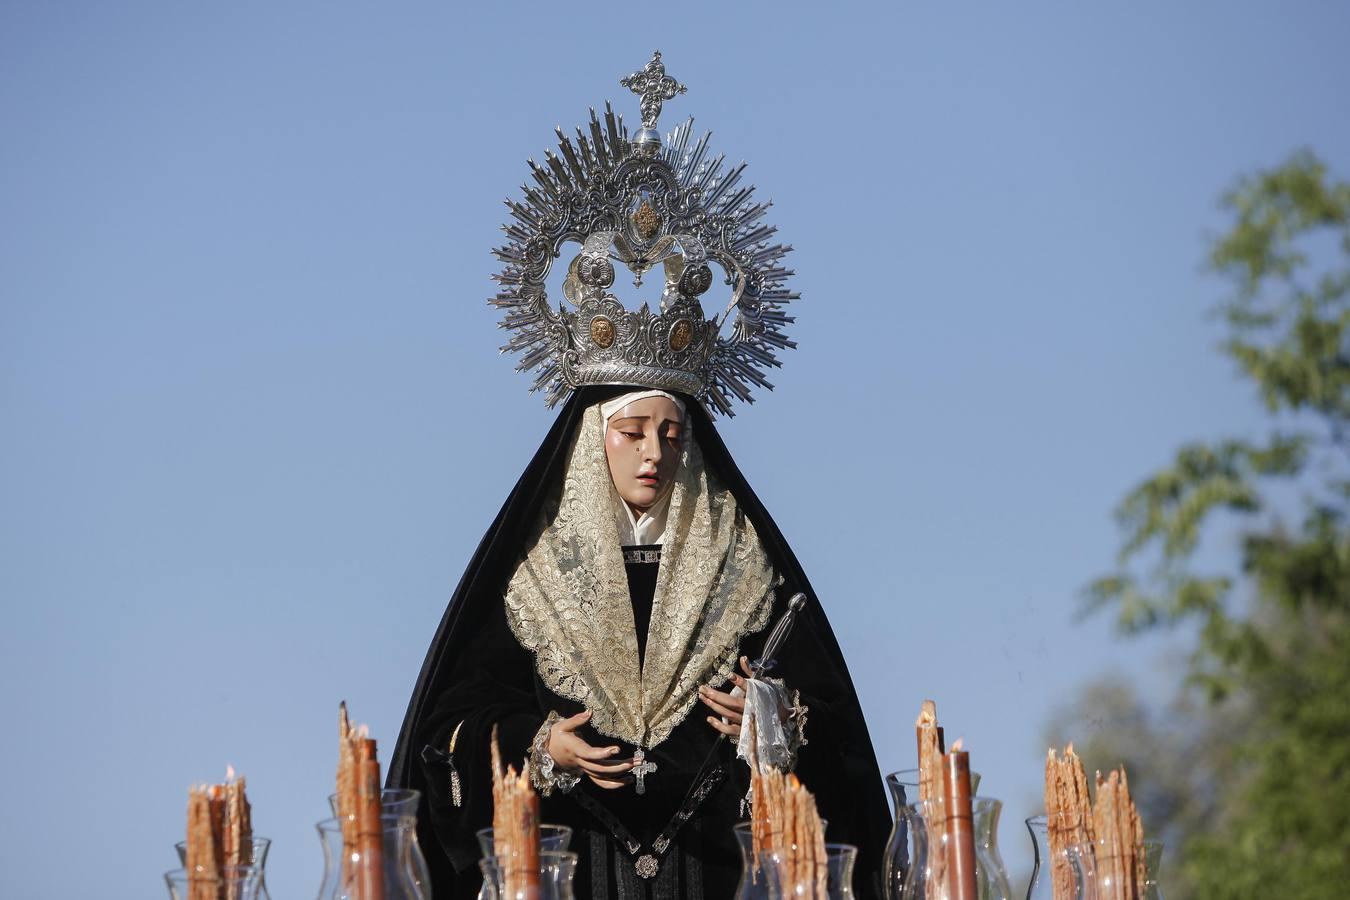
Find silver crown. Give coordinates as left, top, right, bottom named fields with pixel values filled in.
left=491, top=51, right=798, bottom=417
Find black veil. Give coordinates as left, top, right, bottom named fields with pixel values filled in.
left=388, top=385, right=891, bottom=896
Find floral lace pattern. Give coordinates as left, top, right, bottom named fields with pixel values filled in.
left=504, top=402, right=777, bottom=749
left=785, top=686, right=808, bottom=769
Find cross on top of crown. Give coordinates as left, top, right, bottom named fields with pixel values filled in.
left=621, top=51, right=687, bottom=131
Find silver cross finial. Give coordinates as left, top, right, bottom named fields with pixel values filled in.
left=631, top=748, right=658, bottom=795
left=621, top=51, right=687, bottom=131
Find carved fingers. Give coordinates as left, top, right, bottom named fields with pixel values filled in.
left=705, top=715, right=740, bottom=737
left=700, top=681, right=745, bottom=737
left=548, top=709, right=637, bottom=784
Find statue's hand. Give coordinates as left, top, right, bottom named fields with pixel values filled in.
left=700, top=656, right=762, bottom=738
left=547, top=709, right=635, bottom=790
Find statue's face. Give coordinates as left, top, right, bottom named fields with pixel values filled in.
left=604, top=396, right=685, bottom=515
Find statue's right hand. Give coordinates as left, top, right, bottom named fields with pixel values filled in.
left=547, top=709, right=635, bottom=790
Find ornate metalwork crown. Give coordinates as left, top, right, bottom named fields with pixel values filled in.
left=491, top=51, right=797, bottom=417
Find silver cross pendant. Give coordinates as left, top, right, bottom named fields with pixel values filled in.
left=632, top=748, right=658, bottom=795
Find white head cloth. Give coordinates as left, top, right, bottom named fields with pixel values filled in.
left=600, top=390, right=689, bottom=546
left=599, top=389, right=687, bottom=424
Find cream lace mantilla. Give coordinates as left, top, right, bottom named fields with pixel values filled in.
left=504, top=403, right=777, bottom=750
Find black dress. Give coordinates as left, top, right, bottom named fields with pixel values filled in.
left=387, top=386, right=891, bottom=899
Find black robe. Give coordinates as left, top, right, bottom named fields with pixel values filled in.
left=387, top=386, right=891, bottom=899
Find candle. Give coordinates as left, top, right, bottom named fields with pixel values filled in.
left=357, top=737, right=386, bottom=900
left=915, top=701, right=950, bottom=897
left=209, top=783, right=226, bottom=880
left=942, top=741, right=978, bottom=900
left=914, top=700, right=944, bottom=805
left=747, top=765, right=827, bottom=896
left=1092, top=767, right=1144, bottom=900
left=335, top=704, right=386, bottom=900
left=223, top=768, right=253, bottom=873
left=186, top=786, right=218, bottom=900
left=491, top=728, right=540, bottom=899
left=518, top=772, right=541, bottom=899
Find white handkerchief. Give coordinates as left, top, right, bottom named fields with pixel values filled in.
left=735, top=678, right=794, bottom=771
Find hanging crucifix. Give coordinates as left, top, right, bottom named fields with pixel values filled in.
left=632, top=748, right=658, bottom=795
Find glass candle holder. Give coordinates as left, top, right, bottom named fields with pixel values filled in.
left=175, top=837, right=272, bottom=900
left=756, top=844, right=858, bottom=899
left=733, top=822, right=759, bottom=900
left=1093, top=837, right=1163, bottom=900
left=328, top=788, right=422, bottom=821
left=475, top=824, right=574, bottom=857
left=882, top=768, right=982, bottom=899
left=315, top=814, right=426, bottom=900
left=899, top=797, right=1012, bottom=900
left=1140, top=841, right=1164, bottom=900
left=734, top=818, right=830, bottom=899
left=164, top=865, right=260, bottom=900
left=475, top=827, right=573, bottom=900
left=1024, top=814, right=1097, bottom=900
left=327, top=788, right=430, bottom=895
left=479, top=849, right=578, bottom=900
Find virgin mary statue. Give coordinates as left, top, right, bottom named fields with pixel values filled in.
left=387, top=53, right=891, bottom=899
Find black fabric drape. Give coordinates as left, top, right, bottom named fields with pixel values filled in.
left=387, top=386, right=891, bottom=898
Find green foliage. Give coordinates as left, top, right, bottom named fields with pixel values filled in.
left=1214, top=151, right=1350, bottom=422
left=1078, top=152, right=1350, bottom=898
left=1182, top=602, right=1350, bottom=899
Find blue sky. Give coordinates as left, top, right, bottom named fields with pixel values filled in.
left=3, top=2, right=1349, bottom=897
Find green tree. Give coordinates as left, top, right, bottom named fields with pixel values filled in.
left=1081, top=152, right=1350, bottom=899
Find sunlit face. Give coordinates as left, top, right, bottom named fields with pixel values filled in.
left=604, top=396, right=685, bottom=515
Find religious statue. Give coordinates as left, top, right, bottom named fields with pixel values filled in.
left=386, top=52, right=891, bottom=899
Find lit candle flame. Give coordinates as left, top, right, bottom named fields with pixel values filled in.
left=951, top=737, right=965, bottom=752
